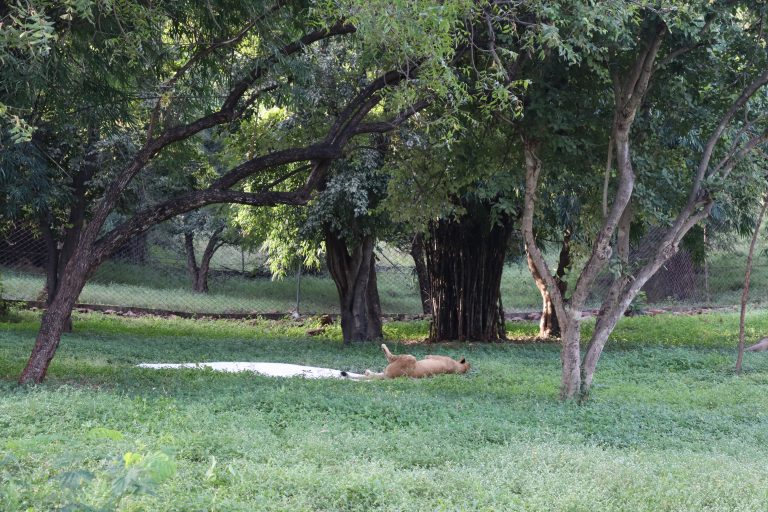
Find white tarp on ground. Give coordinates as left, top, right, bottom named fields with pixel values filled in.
left=137, top=362, right=363, bottom=379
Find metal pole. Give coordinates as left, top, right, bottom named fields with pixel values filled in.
left=295, top=263, right=302, bottom=315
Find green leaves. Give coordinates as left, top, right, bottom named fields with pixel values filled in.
left=3, top=112, right=35, bottom=144
left=87, top=427, right=125, bottom=441
left=55, top=449, right=178, bottom=510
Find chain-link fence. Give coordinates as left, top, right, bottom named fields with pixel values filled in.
left=0, top=225, right=427, bottom=316
left=1, top=223, right=767, bottom=317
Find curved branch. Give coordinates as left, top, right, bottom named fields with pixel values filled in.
left=210, top=145, right=342, bottom=190
left=92, top=188, right=309, bottom=266
left=712, top=130, right=768, bottom=180
left=85, top=21, right=357, bottom=247
left=689, top=68, right=768, bottom=201
left=146, top=10, right=277, bottom=139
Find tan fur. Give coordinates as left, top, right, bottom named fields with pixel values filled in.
left=361, top=344, right=470, bottom=379
left=746, top=337, right=768, bottom=352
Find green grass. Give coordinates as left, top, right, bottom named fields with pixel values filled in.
left=2, top=310, right=768, bottom=510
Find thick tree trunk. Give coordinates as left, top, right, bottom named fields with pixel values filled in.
left=409, top=233, right=431, bottom=314
left=325, top=231, right=383, bottom=343
left=184, top=233, right=202, bottom=292
left=425, top=204, right=513, bottom=342
left=19, top=262, right=90, bottom=384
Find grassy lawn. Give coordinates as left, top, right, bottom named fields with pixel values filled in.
left=2, top=310, right=768, bottom=510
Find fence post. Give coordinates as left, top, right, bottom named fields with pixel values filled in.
left=295, top=264, right=302, bottom=315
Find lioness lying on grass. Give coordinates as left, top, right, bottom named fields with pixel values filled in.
left=351, top=343, right=470, bottom=379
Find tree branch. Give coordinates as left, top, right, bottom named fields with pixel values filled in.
left=354, top=99, right=431, bottom=134
left=92, top=188, right=309, bottom=265
left=93, top=63, right=431, bottom=267
left=688, top=68, right=768, bottom=202
left=654, top=15, right=714, bottom=70
left=85, top=20, right=357, bottom=247
left=711, top=130, right=768, bottom=179
left=625, top=21, right=667, bottom=115
left=209, top=145, right=342, bottom=191
left=146, top=11, right=275, bottom=139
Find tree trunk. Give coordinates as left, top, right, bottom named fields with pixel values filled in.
left=527, top=252, right=558, bottom=338
left=560, top=320, right=582, bottom=399
left=737, top=193, right=768, bottom=373
left=539, top=289, right=559, bottom=338
left=184, top=230, right=223, bottom=294
left=22, top=149, right=97, bottom=381
left=528, top=232, right=571, bottom=339
left=580, top=286, right=629, bottom=395
left=425, top=203, right=513, bottom=342
left=19, top=261, right=90, bottom=384
left=39, top=215, right=77, bottom=334
left=325, top=231, right=383, bottom=343
left=410, top=233, right=431, bottom=314
left=184, top=233, right=202, bottom=292
left=39, top=217, right=59, bottom=304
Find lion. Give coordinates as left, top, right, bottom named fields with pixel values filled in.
left=347, top=343, right=470, bottom=379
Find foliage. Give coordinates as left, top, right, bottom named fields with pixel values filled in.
left=53, top=449, right=177, bottom=511
left=3, top=310, right=768, bottom=509
left=384, top=114, right=522, bottom=230
left=234, top=204, right=322, bottom=280
left=306, top=151, right=391, bottom=242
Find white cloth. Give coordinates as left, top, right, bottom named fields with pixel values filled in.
left=137, top=362, right=362, bottom=379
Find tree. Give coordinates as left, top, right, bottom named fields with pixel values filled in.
left=381, top=0, right=599, bottom=342
left=179, top=209, right=233, bottom=294
left=3, top=0, right=472, bottom=383
left=305, top=156, right=391, bottom=342
left=408, top=233, right=431, bottom=315
left=521, top=3, right=768, bottom=399
left=385, top=117, right=524, bottom=341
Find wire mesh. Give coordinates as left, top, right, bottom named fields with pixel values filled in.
left=1, top=222, right=766, bottom=317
